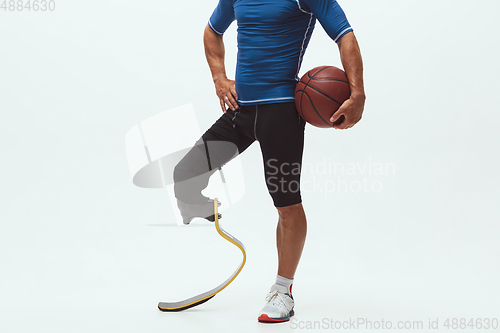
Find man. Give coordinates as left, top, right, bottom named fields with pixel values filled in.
left=174, top=0, right=365, bottom=323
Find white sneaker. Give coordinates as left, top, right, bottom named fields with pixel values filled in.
left=258, top=284, right=295, bottom=323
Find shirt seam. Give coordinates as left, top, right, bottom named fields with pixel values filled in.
left=333, top=27, right=353, bottom=43
left=237, top=97, right=295, bottom=104
left=208, top=20, right=224, bottom=35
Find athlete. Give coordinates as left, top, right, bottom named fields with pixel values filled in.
left=173, top=0, right=365, bottom=323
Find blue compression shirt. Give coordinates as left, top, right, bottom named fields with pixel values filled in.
left=209, top=0, right=353, bottom=106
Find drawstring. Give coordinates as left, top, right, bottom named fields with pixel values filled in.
left=231, top=109, right=240, bottom=128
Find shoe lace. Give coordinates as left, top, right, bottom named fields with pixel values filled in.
left=265, top=290, right=292, bottom=310
left=265, top=290, right=279, bottom=303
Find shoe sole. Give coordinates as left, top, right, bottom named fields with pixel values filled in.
left=258, top=310, right=295, bottom=323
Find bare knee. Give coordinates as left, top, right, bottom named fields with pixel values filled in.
left=276, top=203, right=305, bottom=225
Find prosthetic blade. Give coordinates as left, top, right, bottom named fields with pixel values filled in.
left=158, top=199, right=246, bottom=311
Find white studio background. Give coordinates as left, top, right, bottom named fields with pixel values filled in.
left=0, top=1, right=499, bottom=332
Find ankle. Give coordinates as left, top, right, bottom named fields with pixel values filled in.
left=274, top=274, right=294, bottom=295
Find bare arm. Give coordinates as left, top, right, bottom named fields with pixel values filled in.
left=203, top=24, right=238, bottom=112
left=330, top=31, right=366, bottom=129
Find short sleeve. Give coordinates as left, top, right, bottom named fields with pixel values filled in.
left=208, top=0, right=235, bottom=35
left=299, top=0, right=353, bottom=43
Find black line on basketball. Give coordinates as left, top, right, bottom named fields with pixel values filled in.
left=303, top=90, right=334, bottom=127
left=309, top=78, right=349, bottom=84
left=301, top=81, right=343, bottom=106
left=307, top=66, right=332, bottom=80
left=303, top=72, right=315, bottom=115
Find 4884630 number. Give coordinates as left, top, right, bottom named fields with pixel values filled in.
left=443, top=318, right=498, bottom=330
left=1, top=0, right=56, bottom=11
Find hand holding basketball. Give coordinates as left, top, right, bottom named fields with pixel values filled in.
left=295, top=65, right=365, bottom=129
left=330, top=94, right=365, bottom=130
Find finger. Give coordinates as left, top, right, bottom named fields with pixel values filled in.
left=230, top=87, right=239, bottom=106
left=333, top=119, right=351, bottom=130
left=226, top=95, right=238, bottom=111
left=333, top=120, right=349, bottom=129
left=224, top=95, right=237, bottom=111
left=223, top=96, right=232, bottom=111
left=330, top=110, right=344, bottom=123
left=330, top=114, right=345, bottom=128
left=229, top=96, right=239, bottom=110
left=220, top=98, right=226, bottom=113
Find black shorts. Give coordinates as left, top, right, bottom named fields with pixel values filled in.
left=174, top=102, right=306, bottom=207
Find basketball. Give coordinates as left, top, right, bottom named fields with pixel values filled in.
left=295, top=66, right=351, bottom=128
